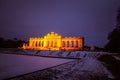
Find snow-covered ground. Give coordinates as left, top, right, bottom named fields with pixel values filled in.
left=51, top=58, right=114, bottom=80
left=11, top=58, right=114, bottom=80
left=0, top=49, right=116, bottom=80
left=0, top=53, right=73, bottom=80
left=1, top=49, right=109, bottom=59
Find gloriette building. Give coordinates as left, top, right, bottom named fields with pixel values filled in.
left=22, top=32, right=84, bottom=50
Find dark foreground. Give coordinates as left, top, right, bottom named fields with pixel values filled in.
left=0, top=49, right=120, bottom=80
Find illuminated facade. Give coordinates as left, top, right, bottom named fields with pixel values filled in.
left=22, top=32, right=84, bottom=50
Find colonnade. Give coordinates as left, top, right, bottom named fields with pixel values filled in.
left=45, top=40, right=58, bottom=47
left=28, top=38, right=44, bottom=48
left=62, top=40, right=82, bottom=48
left=30, top=41, right=44, bottom=47
left=27, top=39, right=82, bottom=50
left=29, top=40, right=82, bottom=48
left=23, top=32, right=83, bottom=50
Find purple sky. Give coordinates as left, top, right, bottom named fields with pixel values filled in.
left=0, top=0, right=120, bottom=48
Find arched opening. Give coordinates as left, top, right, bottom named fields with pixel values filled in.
left=54, top=41, right=57, bottom=47
left=42, top=41, right=44, bottom=47
left=51, top=41, right=53, bottom=47
left=67, top=41, right=70, bottom=47
left=38, top=41, right=41, bottom=47
left=76, top=41, right=78, bottom=47
left=72, top=41, right=74, bottom=47
left=36, top=41, right=38, bottom=47
left=63, top=41, right=65, bottom=47
left=47, top=41, right=49, bottom=47
left=32, top=41, right=34, bottom=46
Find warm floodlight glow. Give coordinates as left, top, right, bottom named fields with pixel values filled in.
left=22, top=32, right=84, bottom=50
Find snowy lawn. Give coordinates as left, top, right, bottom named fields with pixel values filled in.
left=10, top=58, right=114, bottom=80
left=0, top=53, right=73, bottom=80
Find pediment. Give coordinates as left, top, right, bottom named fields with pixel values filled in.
left=44, top=32, right=62, bottom=39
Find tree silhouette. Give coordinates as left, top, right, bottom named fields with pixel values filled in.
left=105, top=8, right=120, bottom=53
left=0, top=37, right=26, bottom=48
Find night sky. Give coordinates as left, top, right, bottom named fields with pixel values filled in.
left=0, top=0, right=120, bottom=48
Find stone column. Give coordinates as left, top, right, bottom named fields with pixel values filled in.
left=65, top=41, right=67, bottom=47
left=35, top=41, right=37, bottom=47
left=78, top=40, right=80, bottom=47
left=51, top=41, right=52, bottom=47
left=54, top=41, right=56, bottom=47
left=49, top=41, right=51, bottom=47
left=34, top=41, right=35, bottom=47
left=41, top=41, right=43, bottom=47
left=62, top=41, right=65, bottom=47
left=29, top=40, right=32, bottom=47
left=76, top=40, right=79, bottom=48
left=37, top=41, right=39, bottom=47
left=40, top=41, right=42, bottom=47
left=33, top=41, right=35, bottom=47
left=47, top=41, right=48, bottom=47
left=66, top=41, right=68, bottom=47
left=53, top=41, right=55, bottom=47
left=78, top=40, right=81, bottom=48
left=38, top=41, right=40, bottom=47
